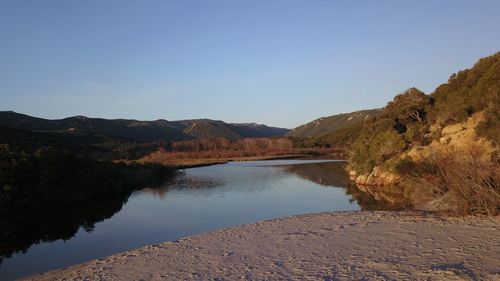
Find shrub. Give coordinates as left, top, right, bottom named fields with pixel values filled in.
left=410, top=145, right=499, bottom=216
left=351, top=130, right=406, bottom=174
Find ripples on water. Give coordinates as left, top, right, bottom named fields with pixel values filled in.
left=0, top=159, right=412, bottom=280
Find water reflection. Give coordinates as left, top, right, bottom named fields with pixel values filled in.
left=138, top=171, right=224, bottom=199
left=346, top=184, right=413, bottom=210
left=0, top=199, right=128, bottom=266
left=277, top=161, right=349, bottom=187
left=347, top=183, right=434, bottom=211
left=278, top=161, right=421, bottom=211
left=0, top=161, right=421, bottom=266
left=0, top=160, right=427, bottom=280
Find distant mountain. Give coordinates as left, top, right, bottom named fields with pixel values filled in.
left=287, top=109, right=381, bottom=138
left=0, top=111, right=290, bottom=142
left=176, top=119, right=241, bottom=140
left=231, top=123, right=290, bottom=138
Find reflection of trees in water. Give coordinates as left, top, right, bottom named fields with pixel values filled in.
left=0, top=161, right=435, bottom=267
left=0, top=170, right=225, bottom=265
left=0, top=169, right=177, bottom=266
left=278, top=161, right=349, bottom=187
left=0, top=198, right=128, bottom=266
left=280, top=161, right=427, bottom=211
left=345, top=183, right=435, bottom=211
left=138, top=171, right=224, bottom=199
left=164, top=172, right=224, bottom=190
left=345, top=184, right=413, bottom=211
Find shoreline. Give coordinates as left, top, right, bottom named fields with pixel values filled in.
left=170, top=154, right=342, bottom=169
left=25, top=211, right=500, bottom=280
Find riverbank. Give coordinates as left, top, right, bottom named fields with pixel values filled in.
left=144, top=154, right=339, bottom=169
left=25, top=211, right=499, bottom=280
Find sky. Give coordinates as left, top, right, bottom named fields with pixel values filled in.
left=1, top=1, right=499, bottom=128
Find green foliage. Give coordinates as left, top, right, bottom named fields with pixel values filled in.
left=315, top=124, right=364, bottom=149
left=431, top=52, right=500, bottom=124
left=348, top=88, right=431, bottom=173
left=404, top=123, right=429, bottom=145
left=475, top=95, right=500, bottom=146
left=348, top=52, right=500, bottom=177
left=351, top=130, right=406, bottom=174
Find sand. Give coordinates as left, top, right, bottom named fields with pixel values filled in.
left=25, top=211, right=500, bottom=281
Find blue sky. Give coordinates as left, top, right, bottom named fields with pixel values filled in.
left=1, top=0, right=499, bottom=128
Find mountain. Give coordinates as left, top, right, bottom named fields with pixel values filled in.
left=287, top=109, right=381, bottom=138
left=231, top=123, right=290, bottom=138
left=0, top=111, right=289, bottom=142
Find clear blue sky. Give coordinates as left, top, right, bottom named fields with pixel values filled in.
left=1, top=0, right=499, bottom=128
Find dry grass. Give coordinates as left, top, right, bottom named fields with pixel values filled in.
left=413, top=144, right=499, bottom=216
left=131, top=137, right=344, bottom=169
left=135, top=146, right=338, bottom=168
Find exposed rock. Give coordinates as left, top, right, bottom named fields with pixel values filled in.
left=353, top=112, right=494, bottom=187
left=407, top=111, right=494, bottom=163
left=441, top=123, right=466, bottom=135
left=354, top=166, right=401, bottom=186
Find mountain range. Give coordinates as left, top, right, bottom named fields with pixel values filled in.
left=0, top=111, right=289, bottom=142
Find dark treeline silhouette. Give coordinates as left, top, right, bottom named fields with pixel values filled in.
left=0, top=144, right=175, bottom=211
left=0, top=143, right=177, bottom=264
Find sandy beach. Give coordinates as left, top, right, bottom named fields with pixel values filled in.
left=25, top=211, right=499, bottom=281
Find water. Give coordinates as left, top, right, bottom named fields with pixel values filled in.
left=0, top=160, right=362, bottom=280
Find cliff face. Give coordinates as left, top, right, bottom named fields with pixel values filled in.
left=407, top=112, right=494, bottom=163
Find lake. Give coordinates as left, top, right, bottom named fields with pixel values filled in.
left=0, top=160, right=367, bottom=280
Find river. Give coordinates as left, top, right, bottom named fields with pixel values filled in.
left=1, top=160, right=367, bottom=280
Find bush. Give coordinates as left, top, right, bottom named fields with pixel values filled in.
left=410, top=145, right=499, bottom=216
left=431, top=52, right=500, bottom=124
left=351, top=130, right=406, bottom=174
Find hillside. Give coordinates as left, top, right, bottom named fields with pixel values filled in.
left=347, top=52, right=499, bottom=215
left=0, top=111, right=289, bottom=142
left=231, top=123, right=290, bottom=138
left=287, top=109, right=381, bottom=138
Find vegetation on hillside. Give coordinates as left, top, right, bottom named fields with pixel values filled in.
left=289, top=52, right=499, bottom=215
left=347, top=52, right=500, bottom=215
left=350, top=53, right=499, bottom=174
left=0, top=111, right=289, bottom=142
left=287, top=109, right=380, bottom=138
left=404, top=144, right=499, bottom=216
left=0, top=144, right=174, bottom=211
left=349, top=88, right=432, bottom=174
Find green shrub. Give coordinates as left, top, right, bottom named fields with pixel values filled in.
left=351, top=130, right=406, bottom=174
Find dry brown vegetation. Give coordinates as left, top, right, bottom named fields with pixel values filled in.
left=410, top=144, right=499, bottom=216
left=137, top=137, right=340, bottom=168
